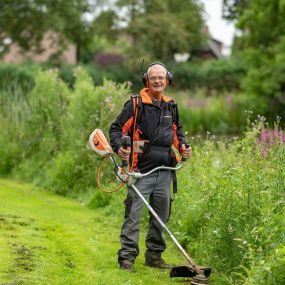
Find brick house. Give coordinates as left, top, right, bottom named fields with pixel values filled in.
left=1, top=31, right=76, bottom=64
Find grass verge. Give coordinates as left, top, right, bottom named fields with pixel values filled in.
left=0, top=179, right=204, bottom=285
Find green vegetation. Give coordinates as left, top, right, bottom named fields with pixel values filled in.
left=0, top=67, right=252, bottom=196
left=0, top=0, right=92, bottom=61
left=225, top=0, right=285, bottom=114
left=171, top=122, right=285, bottom=284
left=0, top=67, right=130, bottom=197
left=1, top=119, right=284, bottom=284
left=0, top=63, right=284, bottom=285
left=174, top=90, right=250, bottom=134
left=0, top=58, right=246, bottom=94
left=0, top=0, right=204, bottom=63
left=1, top=1, right=285, bottom=284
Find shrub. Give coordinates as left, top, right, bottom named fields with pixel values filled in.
left=0, top=134, right=21, bottom=175
left=178, top=91, right=253, bottom=134
left=171, top=59, right=246, bottom=91
left=0, top=63, right=39, bottom=92
left=88, top=191, right=112, bottom=209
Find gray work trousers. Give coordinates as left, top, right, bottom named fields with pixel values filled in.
left=118, top=170, right=172, bottom=262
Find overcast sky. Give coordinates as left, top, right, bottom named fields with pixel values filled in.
left=200, top=0, right=236, bottom=47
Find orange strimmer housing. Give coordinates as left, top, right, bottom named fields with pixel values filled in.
left=89, top=129, right=113, bottom=157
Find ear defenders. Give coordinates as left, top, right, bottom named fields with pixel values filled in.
left=142, top=62, right=173, bottom=86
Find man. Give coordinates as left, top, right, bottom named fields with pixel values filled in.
left=109, top=62, right=191, bottom=272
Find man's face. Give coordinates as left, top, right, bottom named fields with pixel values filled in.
left=147, top=65, right=167, bottom=95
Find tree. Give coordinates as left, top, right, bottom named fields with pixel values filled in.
left=115, top=0, right=205, bottom=63
left=222, top=0, right=249, bottom=20
left=0, top=0, right=93, bottom=61
left=0, top=0, right=205, bottom=64
left=225, top=0, right=285, bottom=115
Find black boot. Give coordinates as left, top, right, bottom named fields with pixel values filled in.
left=119, top=259, right=134, bottom=272
left=145, top=251, right=172, bottom=269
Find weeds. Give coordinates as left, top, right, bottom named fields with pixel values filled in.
left=171, top=117, right=285, bottom=284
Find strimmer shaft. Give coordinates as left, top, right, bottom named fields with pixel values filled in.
left=130, top=183, right=199, bottom=273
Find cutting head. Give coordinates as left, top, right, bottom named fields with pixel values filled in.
left=170, top=265, right=211, bottom=284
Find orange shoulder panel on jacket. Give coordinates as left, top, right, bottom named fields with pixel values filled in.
left=172, top=123, right=180, bottom=150
left=122, top=117, right=134, bottom=134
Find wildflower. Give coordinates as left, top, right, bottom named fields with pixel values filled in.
left=213, top=159, right=220, bottom=168
left=104, top=97, right=112, bottom=103
left=225, top=95, right=233, bottom=106
left=258, top=125, right=285, bottom=157
left=273, top=128, right=279, bottom=140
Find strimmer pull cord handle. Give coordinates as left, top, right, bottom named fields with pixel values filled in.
left=121, top=135, right=131, bottom=168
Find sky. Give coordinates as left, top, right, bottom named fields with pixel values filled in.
left=200, top=0, right=236, bottom=47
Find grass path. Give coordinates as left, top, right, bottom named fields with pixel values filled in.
left=0, top=179, right=194, bottom=285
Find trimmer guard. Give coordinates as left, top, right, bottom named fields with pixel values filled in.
left=170, top=265, right=211, bottom=278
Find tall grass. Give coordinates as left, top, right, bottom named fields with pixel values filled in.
left=0, top=67, right=130, bottom=197
left=170, top=118, right=285, bottom=284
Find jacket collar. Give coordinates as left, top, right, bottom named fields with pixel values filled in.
left=139, top=88, right=173, bottom=104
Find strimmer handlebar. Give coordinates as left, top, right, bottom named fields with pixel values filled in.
left=125, top=163, right=183, bottom=179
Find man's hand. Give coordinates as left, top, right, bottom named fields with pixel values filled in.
left=180, top=144, right=192, bottom=160
left=118, top=146, right=131, bottom=161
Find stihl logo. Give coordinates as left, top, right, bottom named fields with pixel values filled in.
left=164, top=115, right=172, bottom=118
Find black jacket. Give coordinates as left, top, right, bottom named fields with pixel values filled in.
left=109, top=88, right=186, bottom=172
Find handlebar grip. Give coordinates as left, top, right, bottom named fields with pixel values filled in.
left=182, top=143, right=190, bottom=161
left=121, top=136, right=131, bottom=167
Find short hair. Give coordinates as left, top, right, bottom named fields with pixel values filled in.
left=147, top=64, right=167, bottom=78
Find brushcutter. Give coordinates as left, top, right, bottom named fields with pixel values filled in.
left=89, top=129, right=211, bottom=284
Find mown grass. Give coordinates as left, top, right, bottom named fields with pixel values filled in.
left=0, top=179, right=204, bottom=285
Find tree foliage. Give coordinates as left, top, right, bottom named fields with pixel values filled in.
left=0, top=0, right=205, bottom=63
left=115, top=0, right=205, bottom=62
left=0, top=0, right=93, bottom=60
left=222, top=0, right=249, bottom=20
left=226, top=0, right=285, bottom=113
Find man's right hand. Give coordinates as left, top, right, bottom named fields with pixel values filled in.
left=118, top=146, right=131, bottom=161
